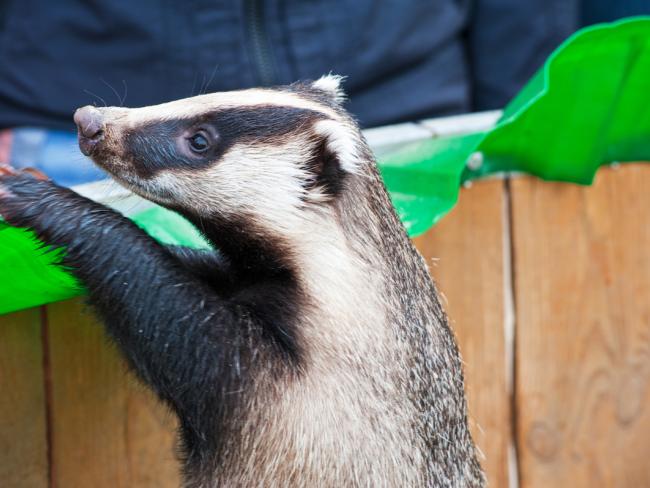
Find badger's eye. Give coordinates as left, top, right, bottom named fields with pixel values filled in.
left=188, top=132, right=210, bottom=153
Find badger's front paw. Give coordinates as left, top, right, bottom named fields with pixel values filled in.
left=0, top=165, right=57, bottom=228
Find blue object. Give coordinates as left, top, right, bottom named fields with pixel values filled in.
left=7, top=128, right=106, bottom=186
left=0, top=0, right=578, bottom=129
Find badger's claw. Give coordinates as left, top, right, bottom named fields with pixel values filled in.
left=0, top=164, right=50, bottom=180
left=21, top=167, right=51, bottom=181
left=0, top=169, right=109, bottom=255
left=0, top=163, right=19, bottom=177
left=0, top=165, right=18, bottom=201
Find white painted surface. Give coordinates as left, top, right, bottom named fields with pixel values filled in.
left=420, top=111, right=502, bottom=137
left=363, top=122, right=433, bottom=157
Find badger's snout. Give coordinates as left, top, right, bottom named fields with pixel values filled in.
left=74, top=106, right=105, bottom=156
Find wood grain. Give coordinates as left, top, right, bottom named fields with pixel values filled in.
left=0, top=308, right=48, bottom=488
left=414, top=179, right=511, bottom=487
left=46, top=298, right=179, bottom=488
left=512, top=164, right=650, bottom=487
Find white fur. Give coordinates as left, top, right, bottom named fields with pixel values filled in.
left=135, top=137, right=315, bottom=237
left=115, top=116, right=364, bottom=218
left=112, top=88, right=343, bottom=126
left=208, top=211, right=418, bottom=486
left=313, top=119, right=362, bottom=173
left=104, top=82, right=362, bottom=176
left=311, top=74, right=346, bottom=103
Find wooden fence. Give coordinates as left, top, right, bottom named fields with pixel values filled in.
left=1, top=162, right=649, bottom=487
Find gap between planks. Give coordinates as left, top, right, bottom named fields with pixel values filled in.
left=39, top=306, right=55, bottom=488
left=503, top=178, right=520, bottom=488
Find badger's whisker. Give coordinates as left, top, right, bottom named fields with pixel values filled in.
left=121, top=80, right=128, bottom=106
left=100, top=78, right=124, bottom=106
left=201, top=64, right=220, bottom=95
left=190, top=72, right=199, bottom=97
left=83, top=89, right=108, bottom=108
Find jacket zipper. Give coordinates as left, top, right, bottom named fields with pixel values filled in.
left=245, top=0, right=278, bottom=86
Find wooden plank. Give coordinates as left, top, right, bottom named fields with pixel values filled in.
left=512, top=164, right=650, bottom=487
left=47, top=298, right=179, bottom=487
left=0, top=308, right=48, bottom=487
left=413, top=179, right=510, bottom=487
left=125, top=387, right=180, bottom=487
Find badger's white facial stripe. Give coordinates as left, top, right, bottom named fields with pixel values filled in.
left=121, top=88, right=342, bottom=127
left=135, top=137, right=316, bottom=233
left=311, top=74, right=346, bottom=103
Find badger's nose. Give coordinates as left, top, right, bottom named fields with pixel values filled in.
left=74, top=106, right=104, bottom=138
left=74, top=106, right=105, bottom=155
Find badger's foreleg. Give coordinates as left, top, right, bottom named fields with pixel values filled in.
left=0, top=171, right=262, bottom=452
left=163, top=245, right=234, bottom=292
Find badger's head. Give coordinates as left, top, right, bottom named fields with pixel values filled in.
left=73, top=76, right=374, bottom=242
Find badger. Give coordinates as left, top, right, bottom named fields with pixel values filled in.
left=0, top=75, right=484, bottom=487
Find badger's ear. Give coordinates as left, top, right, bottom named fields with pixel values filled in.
left=311, top=74, right=346, bottom=104
left=313, top=119, right=360, bottom=174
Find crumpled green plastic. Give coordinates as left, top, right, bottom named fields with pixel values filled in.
left=382, top=16, right=650, bottom=235
left=1, top=17, right=649, bottom=315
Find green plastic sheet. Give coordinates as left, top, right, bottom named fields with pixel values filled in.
left=382, top=16, right=650, bottom=235
left=1, top=17, right=649, bottom=315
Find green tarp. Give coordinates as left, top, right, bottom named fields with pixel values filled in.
left=382, top=17, right=650, bottom=235
left=1, top=17, right=649, bottom=315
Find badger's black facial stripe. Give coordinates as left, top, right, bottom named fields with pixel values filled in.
left=124, top=105, right=326, bottom=178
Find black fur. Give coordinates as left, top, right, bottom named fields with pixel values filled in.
left=175, top=210, right=304, bottom=359
left=0, top=172, right=303, bottom=466
left=124, top=106, right=326, bottom=178
left=303, top=138, right=348, bottom=197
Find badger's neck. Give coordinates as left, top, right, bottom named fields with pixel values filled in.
left=191, top=212, right=295, bottom=281
left=182, top=162, right=401, bottom=281
left=178, top=164, right=404, bottom=356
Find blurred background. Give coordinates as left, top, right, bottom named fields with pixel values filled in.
left=0, top=1, right=649, bottom=487
left=0, top=0, right=647, bottom=185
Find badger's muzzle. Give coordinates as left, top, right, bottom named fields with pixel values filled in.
left=74, top=106, right=105, bottom=156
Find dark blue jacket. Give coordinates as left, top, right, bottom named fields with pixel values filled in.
left=0, top=0, right=577, bottom=129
